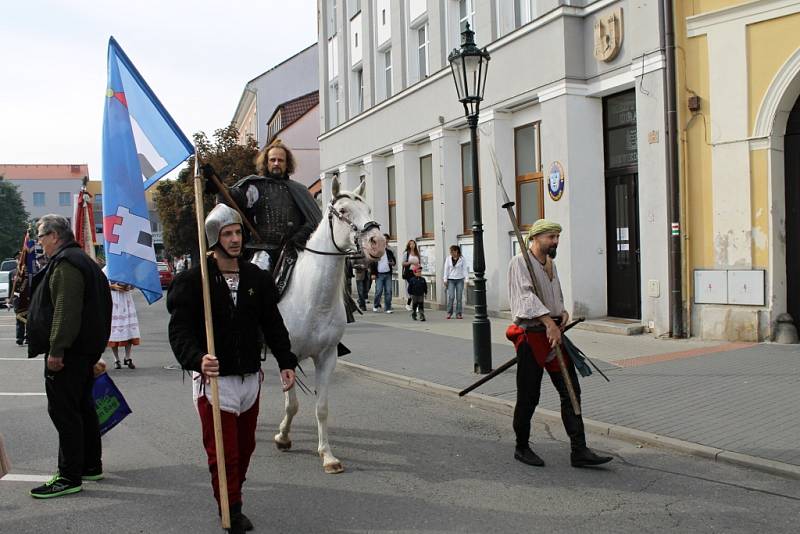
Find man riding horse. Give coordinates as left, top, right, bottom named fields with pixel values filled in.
left=205, top=139, right=359, bottom=328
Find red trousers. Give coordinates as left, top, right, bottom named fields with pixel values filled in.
left=197, top=393, right=259, bottom=508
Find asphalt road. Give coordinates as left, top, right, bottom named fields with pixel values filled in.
left=1, top=298, right=798, bottom=533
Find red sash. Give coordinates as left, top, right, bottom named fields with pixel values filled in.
left=505, top=324, right=560, bottom=372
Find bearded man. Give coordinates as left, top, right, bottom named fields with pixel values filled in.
left=167, top=203, right=297, bottom=534
left=507, top=219, right=612, bottom=469
left=210, top=140, right=320, bottom=287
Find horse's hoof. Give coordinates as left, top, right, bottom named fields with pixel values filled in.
left=324, top=462, right=345, bottom=474
left=274, top=436, right=292, bottom=451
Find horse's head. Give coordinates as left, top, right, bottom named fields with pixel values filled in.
left=328, top=178, right=387, bottom=261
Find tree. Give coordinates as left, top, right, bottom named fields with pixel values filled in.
left=0, top=178, right=30, bottom=259
left=155, top=125, right=259, bottom=259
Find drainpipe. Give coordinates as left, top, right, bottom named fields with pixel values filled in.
left=660, top=0, right=684, bottom=337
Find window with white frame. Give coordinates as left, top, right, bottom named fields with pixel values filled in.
left=33, top=192, right=45, bottom=207
left=458, top=0, right=474, bottom=33
left=384, top=50, right=393, bottom=99
left=513, top=0, right=536, bottom=28
left=59, top=192, right=71, bottom=206
left=353, top=68, right=364, bottom=114
left=420, top=155, right=434, bottom=237
left=417, top=24, right=429, bottom=79
left=329, top=80, right=339, bottom=128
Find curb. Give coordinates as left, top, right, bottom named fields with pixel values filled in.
left=338, top=360, right=800, bottom=480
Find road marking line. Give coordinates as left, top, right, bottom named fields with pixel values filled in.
left=0, top=393, right=45, bottom=396
left=0, top=358, right=36, bottom=361
left=610, top=342, right=756, bottom=368
left=1, top=474, right=51, bottom=482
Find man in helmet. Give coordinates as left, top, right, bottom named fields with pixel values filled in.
left=167, top=203, right=297, bottom=534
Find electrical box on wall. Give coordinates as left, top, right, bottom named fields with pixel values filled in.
left=727, top=270, right=765, bottom=305
left=693, top=270, right=765, bottom=305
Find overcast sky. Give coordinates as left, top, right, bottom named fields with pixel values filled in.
left=1, top=1, right=318, bottom=180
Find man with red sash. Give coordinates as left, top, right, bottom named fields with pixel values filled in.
left=507, top=219, right=612, bottom=468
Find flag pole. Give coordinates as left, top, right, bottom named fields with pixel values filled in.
left=192, top=150, right=230, bottom=529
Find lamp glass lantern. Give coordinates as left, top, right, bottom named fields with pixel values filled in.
left=448, top=23, right=490, bottom=118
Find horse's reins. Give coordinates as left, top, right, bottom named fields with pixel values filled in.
left=296, top=194, right=380, bottom=258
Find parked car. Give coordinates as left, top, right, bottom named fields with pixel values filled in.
left=157, top=261, right=173, bottom=288
left=0, top=259, right=16, bottom=308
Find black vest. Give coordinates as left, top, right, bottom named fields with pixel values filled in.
left=27, top=243, right=112, bottom=363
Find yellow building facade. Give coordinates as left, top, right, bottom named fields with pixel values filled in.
left=676, top=0, right=800, bottom=340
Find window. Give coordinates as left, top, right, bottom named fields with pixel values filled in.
left=382, top=9, right=386, bottom=26
left=514, top=123, right=543, bottom=228
left=461, top=143, right=475, bottom=233
left=604, top=91, right=638, bottom=169
left=354, top=68, right=364, bottom=113
left=384, top=50, right=393, bottom=98
left=458, top=0, right=474, bottom=33
left=329, top=81, right=339, bottom=127
left=513, top=0, right=536, bottom=28
left=417, top=25, right=429, bottom=79
left=33, top=192, right=45, bottom=207
left=59, top=192, right=71, bottom=206
left=355, top=32, right=359, bottom=48
left=387, top=166, right=397, bottom=239
left=420, top=155, right=434, bottom=237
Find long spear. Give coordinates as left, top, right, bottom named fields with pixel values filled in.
left=487, top=147, right=581, bottom=415
left=192, top=152, right=230, bottom=529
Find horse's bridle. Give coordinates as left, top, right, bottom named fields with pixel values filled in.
left=298, top=194, right=380, bottom=258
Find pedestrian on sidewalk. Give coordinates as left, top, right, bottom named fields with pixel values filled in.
left=167, top=204, right=297, bottom=534
left=370, top=234, right=395, bottom=313
left=27, top=214, right=112, bottom=498
left=507, top=218, right=611, bottom=469
left=442, top=245, right=468, bottom=319
left=407, top=265, right=428, bottom=321
left=401, top=240, right=421, bottom=311
left=106, top=278, right=140, bottom=369
left=352, top=254, right=372, bottom=311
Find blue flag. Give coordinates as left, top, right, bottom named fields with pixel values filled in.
left=102, top=36, right=192, bottom=304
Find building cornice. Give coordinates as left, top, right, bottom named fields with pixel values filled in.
left=687, top=0, right=800, bottom=37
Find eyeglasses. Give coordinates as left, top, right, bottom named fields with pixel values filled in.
left=37, top=231, right=52, bottom=239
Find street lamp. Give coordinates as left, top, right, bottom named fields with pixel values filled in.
left=449, top=23, right=492, bottom=374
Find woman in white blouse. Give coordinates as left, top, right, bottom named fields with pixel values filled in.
left=442, top=245, right=468, bottom=319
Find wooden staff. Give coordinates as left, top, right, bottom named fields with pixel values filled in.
left=488, top=147, right=581, bottom=416
left=192, top=153, right=230, bottom=529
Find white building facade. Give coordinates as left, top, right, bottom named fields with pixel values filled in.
left=317, top=0, right=672, bottom=333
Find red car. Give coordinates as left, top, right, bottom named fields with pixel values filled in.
left=157, top=261, right=174, bottom=288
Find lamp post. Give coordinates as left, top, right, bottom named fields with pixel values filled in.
left=449, top=24, right=492, bottom=374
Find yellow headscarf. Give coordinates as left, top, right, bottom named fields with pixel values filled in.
left=525, top=219, right=562, bottom=246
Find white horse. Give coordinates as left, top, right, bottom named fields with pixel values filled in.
left=274, top=178, right=386, bottom=473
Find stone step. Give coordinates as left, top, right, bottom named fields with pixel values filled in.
left=576, top=317, right=645, bottom=336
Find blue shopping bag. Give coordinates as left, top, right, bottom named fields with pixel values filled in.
left=92, top=372, right=132, bottom=435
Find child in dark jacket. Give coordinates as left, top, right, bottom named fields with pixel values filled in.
left=407, top=265, right=428, bottom=321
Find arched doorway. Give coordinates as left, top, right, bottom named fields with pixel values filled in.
left=785, top=96, right=800, bottom=327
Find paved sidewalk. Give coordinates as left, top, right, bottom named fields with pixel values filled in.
left=341, top=307, right=800, bottom=476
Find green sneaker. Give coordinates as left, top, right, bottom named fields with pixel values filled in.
left=30, top=475, right=82, bottom=499
left=82, top=466, right=104, bottom=481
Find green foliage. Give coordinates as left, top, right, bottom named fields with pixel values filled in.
left=0, top=179, right=30, bottom=259
left=155, top=125, right=259, bottom=259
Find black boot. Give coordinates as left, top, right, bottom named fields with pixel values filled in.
left=514, top=446, right=545, bottom=467
left=570, top=447, right=613, bottom=467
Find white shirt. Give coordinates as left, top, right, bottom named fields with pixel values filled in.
left=376, top=251, right=391, bottom=273
left=507, top=251, right=565, bottom=327
left=442, top=256, right=469, bottom=281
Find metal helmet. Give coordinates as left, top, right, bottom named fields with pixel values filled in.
left=205, top=203, right=243, bottom=248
